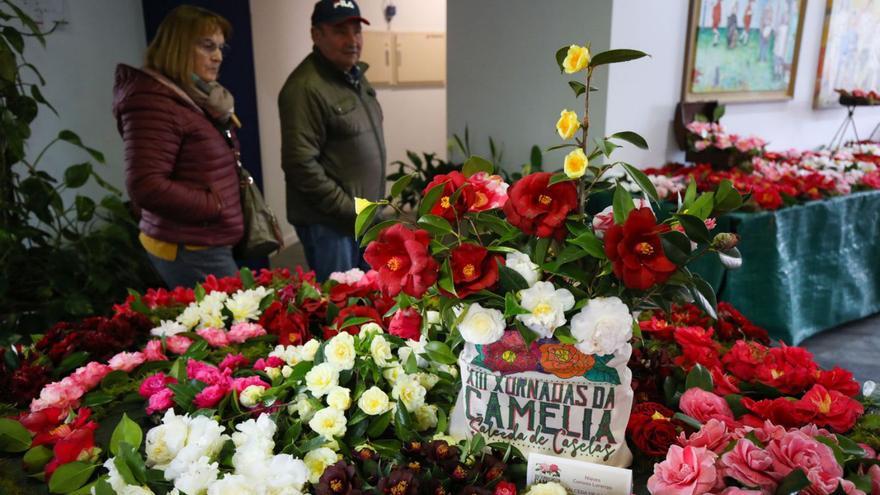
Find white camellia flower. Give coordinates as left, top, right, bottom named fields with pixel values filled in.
left=570, top=296, right=634, bottom=356
left=326, top=386, right=351, bottom=410
left=266, top=367, right=282, bottom=380
left=299, top=339, right=321, bottom=361
left=392, top=374, right=427, bottom=412
left=357, top=386, right=391, bottom=415
left=359, top=322, right=384, bottom=337
left=324, top=332, right=356, bottom=371
left=145, top=409, right=191, bottom=469
left=414, top=404, right=439, bottom=431
left=150, top=320, right=187, bottom=337
left=397, top=335, right=428, bottom=367
left=309, top=407, right=347, bottom=439
left=281, top=365, right=293, bottom=378
left=305, top=362, right=340, bottom=397
left=303, top=448, right=338, bottom=484
left=119, top=486, right=157, bottom=495
left=270, top=345, right=301, bottom=366
left=225, top=289, right=262, bottom=323
left=382, top=365, right=405, bottom=385
left=176, top=304, right=201, bottom=330
left=207, top=474, right=258, bottom=495
left=165, top=415, right=229, bottom=481
left=516, top=281, right=575, bottom=338
left=415, top=372, right=440, bottom=391
left=239, top=385, right=266, bottom=408
left=506, top=250, right=541, bottom=286
left=264, top=454, right=309, bottom=494
left=289, top=393, right=317, bottom=421
left=369, top=335, right=394, bottom=366
left=457, top=303, right=506, bottom=345
left=524, top=481, right=569, bottom=495
left=174, top=455, right=219, bottom=495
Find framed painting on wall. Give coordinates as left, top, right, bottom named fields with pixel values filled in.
left=682, top=0, right=807, bottom=102
left=814, top=0, right=880, bottom=108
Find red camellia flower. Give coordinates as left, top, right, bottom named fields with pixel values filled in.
left=364, top=224, right=439, bottom=298
left=815, top=367, right=860, bottom=397
left=627, top=402, right=678, bottom=457
left=798, top=384, right=864, bottom=433
left=445, top=243, right=502, bottom=297
left=494, top=481, right=517, bottom=495
left=326, top=305, right=384, bottom=339
left=259, top=301, right=310, bottom=346
left=388, top=308, right=422, bottom=341
left=502, top=172, right=578, bottom=239
left=422, top=171, right=472, bottom=221
left=603, top=207, right=677, bottom=290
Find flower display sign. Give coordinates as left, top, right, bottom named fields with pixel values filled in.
left=354, top=41, right=745, bottom=468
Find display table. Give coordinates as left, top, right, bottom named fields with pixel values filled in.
left=689, top=190, right=880, bottom=344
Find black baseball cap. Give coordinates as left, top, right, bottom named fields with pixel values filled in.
left=311, top=0, right=370, bottom=26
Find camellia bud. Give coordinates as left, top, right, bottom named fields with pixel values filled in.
left=711, top=232, right=739, bottom=251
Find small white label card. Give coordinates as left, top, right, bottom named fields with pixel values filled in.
left=526, top=452, right=633, bottom=495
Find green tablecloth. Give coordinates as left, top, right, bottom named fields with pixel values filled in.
left=689, top=190, right=880, bottom=344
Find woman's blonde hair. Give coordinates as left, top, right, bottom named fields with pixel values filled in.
left=145, top=5, right=232, bottom=89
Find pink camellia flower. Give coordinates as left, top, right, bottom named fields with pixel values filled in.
left=227, top=322, right=267, bottom=344
left=716, top=488, right=764, bottom=495
left=388, top=307, right=422, bottom=341
left=747, top=420, right=786, bottom=444
left=165, top=335, right=193, bottom=354
left=868, top=465, right=880, bottom=495
left=193, top=383, right=228, bottom=409
left=218, top=353, right=250, bottom=371
left=765, top=430, right=843, bottom=494
left=465, top=172, right=509, bottom=212
left=143, top=340, right=168, bottom=362
left=694, top=140, right=709, bottom=151
left=679, top=419, right=732, bottom=454
left=197, top=327, right=230, bottom=347
left=69, top=362, right=112, bottom=390
left=719, top=439, right=777, bottom=491
left=145, top=388, right=175, bottom=415
left=858, top=443, right=876, bottom=459
left=647, top=445, right=718, bottom=495
left=253, top=356, right=285, bottom=371
left=138, top=372, right=178, bottom=399
left=108, top=352, right=145, bottom=372
left=679, top=388, right=736, bottom=424
left=232, top=376, right=271, bottom=394
left=186, top=359, right=231, bottom=386
left=30, top=380, right=86, bottom=412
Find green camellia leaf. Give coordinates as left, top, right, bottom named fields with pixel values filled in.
left=620, top=163, right=659, bottom=203
left=354, top=203, right=379, bottom=239
left=675, top=213, right=711, bottom=244
left=612, top=184, right=634, bottom=225
left=718, top=247, right=742, bottom=269
left=367, top=410, right=393, bottom=438
left=714, top=179, right=743, bottom=214
left=672, top=412, right=703, bottom=430
left=685, top=364, right=714, bottom=392
left=690, top=276, right=718, bottom=320
left=547, top=172, right=573, bottom=187
left=419, top=182, right=446, bottom=218
left=417, top=214, right=454, bottom=236
left=498, top=264, right=529, bottom=293
left=425, top=341, right=457, bottom=365
left=610, top=131, right=649, bottom=150
left=568, top=230, right=606, bottom=259
left=109, top=414, right=143, bottom=456
left=359, top=220, right=397, bottom=247
left=339, top=316, right=374, bottom=331
left=463, top=155, right=494, bottom=177
left=23, top=445, right=53, bottom=472
left=438, top=258, right=457, bottom=296
left=569, top=80, right=586, bottom=97
left=555, top=45, right=569, bottom=73
left=390, top=173, right=414, bottom=198
left=774, top=468, right=810, bottom=495
left=48, top=461, right=96, bottom=494
left=683, top=178, right=697, bottom=208
left=504, top=292, right=530, bottom=318
left=239, top=266, right=255, bottom=289
left=0, top=418, right=32, bottom=453
left=589, top=49, right=649, bottom=67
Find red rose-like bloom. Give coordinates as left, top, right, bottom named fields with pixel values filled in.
left=503, top=172, right=578, bottom=239
left=364, top=224, right=439, bottom=298
left=815, top=367, right=860, bottom=397
left=603, top=207, right=677, bottom=290
left=326, top=306, right=384, bottom=339
left=494, top=481, right=517, bottom=495
left=631, top=416, right=679, bottom=457
left=259, top=301, right=309, bottom=346
left=389, top=308, right=422, bottom=341
left=798, top=384, right=864, bottom=433
left=423, top=171, right=472, bottom=221
left=721, top=340, right=769, bottom=382
left=445, top=243, right=502, bottom=297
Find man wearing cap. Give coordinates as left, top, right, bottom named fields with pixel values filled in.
left=278, top=0, right=385, bottom=281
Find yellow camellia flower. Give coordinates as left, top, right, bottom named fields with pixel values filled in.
left=563, top=44, right=591, bottom=74
left=358, top=386, right=390, bottom=415
left=556, top=109, right=580, bottom=140
left=564, top=148, right=588, bottom=179
left=354, top=197, right=372, bottom=214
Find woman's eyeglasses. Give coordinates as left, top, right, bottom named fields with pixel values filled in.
left=196, top=39, right=230, bottom=56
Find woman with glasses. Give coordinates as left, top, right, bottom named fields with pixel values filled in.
left=113, top=5, right=243, bottom=289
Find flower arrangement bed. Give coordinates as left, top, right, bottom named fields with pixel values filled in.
left=1, top=41, right=879, bottom=495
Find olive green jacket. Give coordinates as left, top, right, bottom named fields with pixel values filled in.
left=278, top=49, right=386, bottom=234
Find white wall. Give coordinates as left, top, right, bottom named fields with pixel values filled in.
left=446, top=0, right=613, bottom=173
left=606, top=0, right=880, bottom=168
left=250, top=0, right=447, bottom=245
left=23, top=0, right=146, bottom=199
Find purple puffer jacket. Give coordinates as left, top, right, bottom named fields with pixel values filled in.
left=112, top=64, right=243, bottom=247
